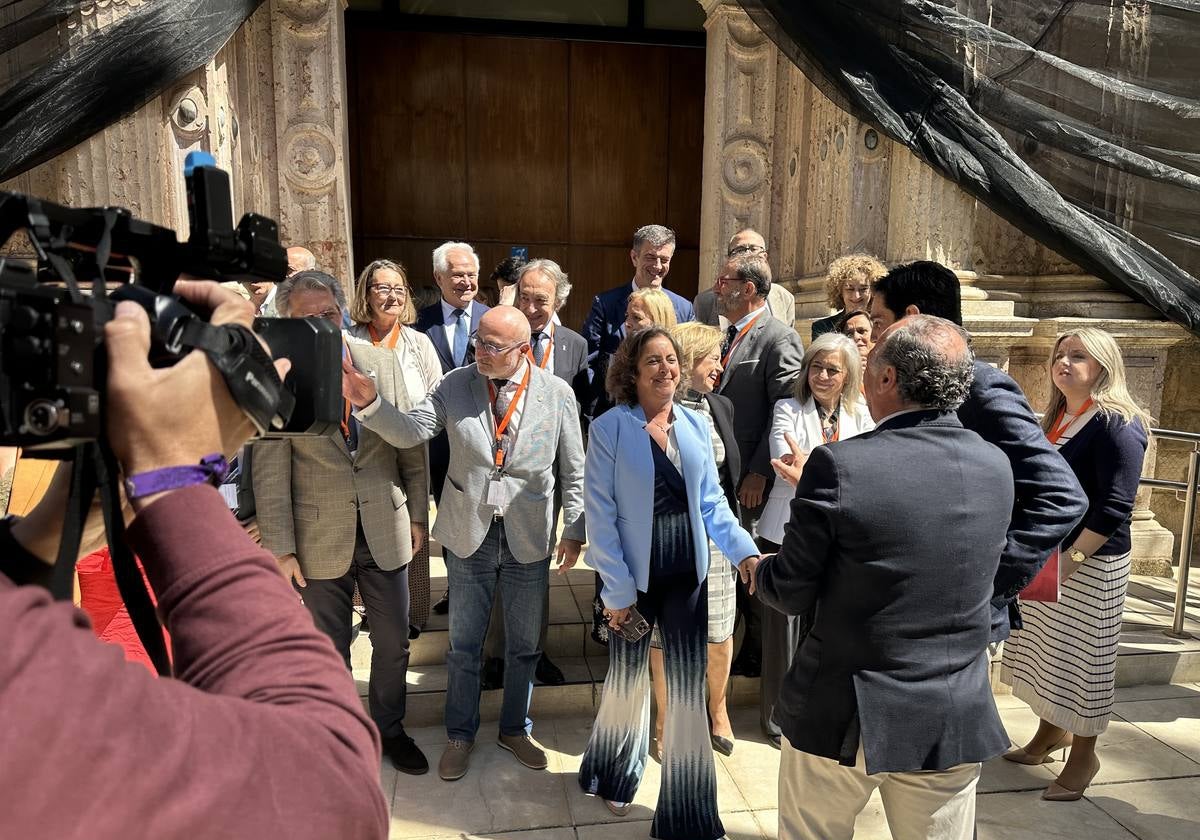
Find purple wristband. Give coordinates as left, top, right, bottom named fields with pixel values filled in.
left=124, top=454, right=230, bottom=501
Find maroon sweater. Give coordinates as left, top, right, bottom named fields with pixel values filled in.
left=0, top=486, right=388, bottom=839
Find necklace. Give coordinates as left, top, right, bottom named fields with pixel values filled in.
left=648, top=418, right=672, bottom=434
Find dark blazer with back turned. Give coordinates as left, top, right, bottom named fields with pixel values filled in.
left=715, top=311, right=804, bottom=479
left=755, top=410, right=1013, bottom=774
left=958, top=360, right=1087, bottom=640
left=414, top=300, right=491, bottom=374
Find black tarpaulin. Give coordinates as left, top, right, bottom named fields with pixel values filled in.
left=0, top=0, right=264, bottom=184
left=739, top=0, right=1200, bottom=334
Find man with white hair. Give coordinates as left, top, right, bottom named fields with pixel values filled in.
left=415, top=242, right=491, bottom=614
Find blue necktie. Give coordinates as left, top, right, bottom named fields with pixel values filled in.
left=452, top=308, right=468, bottom=367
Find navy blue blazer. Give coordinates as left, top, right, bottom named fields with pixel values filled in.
left=755, top=410, right=1012, bottom=773
left=1058, top=412, right=1147, bottom=556
left=414, top=300, right=491, bottom=374
left=957, top=360, right=1088, bottom=640
left=581, top=283, right=695, bottom=360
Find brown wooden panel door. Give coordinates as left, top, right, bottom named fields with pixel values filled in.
left=464, top=36, right=569, bottom=243
left=665, top=48, right=705, bottom=249
left=351, top=30, right=468, bottom=238
left=568, top=42, right=671, bottom=245
left=563, top=244, right=636, bottom=330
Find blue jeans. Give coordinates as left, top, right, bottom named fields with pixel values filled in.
left=444, top=520, right=548, bottom=742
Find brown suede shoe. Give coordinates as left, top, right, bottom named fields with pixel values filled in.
left=438, top=739, right=474, bottom=781
left=497, top=733, right=548, bottom=770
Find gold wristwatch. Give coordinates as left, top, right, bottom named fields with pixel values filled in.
left=1068, top=547, right=1087, bottom=565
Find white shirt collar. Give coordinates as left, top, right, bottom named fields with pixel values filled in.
left=258, top=284, right=277, bottom=316
left=733, top=303, right=766, bottom=331
left=492, top=358, right=529, bottom=386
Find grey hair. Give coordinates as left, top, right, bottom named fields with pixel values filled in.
left=276, top=270, right=346, bottom=317
left=432, top=241, right=480, bottom=276
left=632, top=224, right=676, bottom=250
left=728, top=253, right=772, bottom=298
left=796, top=332, right=864, bottom=415
left=516, top=258, right=573, bottom=309
left=872, top=315, right=975, bottom=410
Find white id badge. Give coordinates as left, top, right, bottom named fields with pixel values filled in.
left=486, top=477, right=510, bottom=512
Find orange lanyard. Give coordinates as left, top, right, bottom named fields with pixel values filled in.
left=1047, top=398, right=1094, bottom=444
left=487, top=365, right=531, bottom=469
left=526, top=323, right=555, bottom=369
left=721, top=312, right=764, bottom=369
left=367, top=321, right=401, bottom=348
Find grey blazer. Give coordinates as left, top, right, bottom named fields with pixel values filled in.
left=715, top=310, right=805, bottom=477
left=253, top=341, right=429, bottom=580
left=358, top=362, right=586, bottom=564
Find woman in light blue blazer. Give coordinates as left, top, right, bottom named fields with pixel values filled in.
left=578, top=327, right=759, bottom=840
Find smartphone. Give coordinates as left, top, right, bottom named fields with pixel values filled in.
left=615, top=607, right=651, bottom=643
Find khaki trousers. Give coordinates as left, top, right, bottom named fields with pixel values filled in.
left=779, top=738, right=981, bottom=840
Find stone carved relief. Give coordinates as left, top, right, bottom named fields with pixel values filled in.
left=282, top=124, right=340, bottom=190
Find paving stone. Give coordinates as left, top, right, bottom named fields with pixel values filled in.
left=1113, top=694, right=1200, bottom=764
left=1087, top=776, right=1200, bottom=840
left=975, top=789, right=1139, bottom=839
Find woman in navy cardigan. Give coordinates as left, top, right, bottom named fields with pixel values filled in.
left=1001, top=327, right=1150, bottom=801
left=578, top=327, right=759, bottom=840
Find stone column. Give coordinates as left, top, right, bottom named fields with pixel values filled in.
left=270, top=0, right=355, bottom=282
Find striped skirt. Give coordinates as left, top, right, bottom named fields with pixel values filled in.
left=1000, top=551, right=1131, bottom=737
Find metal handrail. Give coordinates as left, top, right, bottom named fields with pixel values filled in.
left=1140, top=427, right=1198, bottom=639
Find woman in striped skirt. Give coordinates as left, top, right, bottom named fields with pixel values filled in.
left=579, top=327, right=759, bottom=840
left=1001, top=327, right=1150, bottom=801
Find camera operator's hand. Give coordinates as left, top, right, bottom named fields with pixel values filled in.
left=105, top=281, right=290, bottom=507
left=342, top=356, right=378, bottom=410
left=276, top=553, right=306, bottom=588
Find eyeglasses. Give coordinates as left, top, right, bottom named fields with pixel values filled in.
left=469, top=333, right=525, bottom=356
left=369, top=284, right=408, bottom=298
left=714, top=275, right=746, bottom=288
left=728, top=243, right=766, bottom=257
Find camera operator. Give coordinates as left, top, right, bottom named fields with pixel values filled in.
left=0, top=281, right=388, bottom=839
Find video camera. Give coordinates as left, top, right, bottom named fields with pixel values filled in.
left=0, top=151, right=341, bottom=451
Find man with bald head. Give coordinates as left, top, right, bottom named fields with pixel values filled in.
left=694, top=229, right=796, bottom=328
left=753, top=314, right=1012, bottom=840
left=345, top=305, right=586, bottom=783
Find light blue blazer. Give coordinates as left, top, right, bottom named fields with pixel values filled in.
left=586, top=402, right=759, bottom=610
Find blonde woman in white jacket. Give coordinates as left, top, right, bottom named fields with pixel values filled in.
left=755, top=331, right=874, bottom=746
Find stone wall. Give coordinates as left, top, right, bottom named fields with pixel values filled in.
left=0, top=0, right=354, bottom=282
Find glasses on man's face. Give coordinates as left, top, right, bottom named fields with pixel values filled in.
left=728, top=243, right=765, bottom=257
left=370, top=284, right=408, bottom=298
left=469, top=333, right=524, bottom=356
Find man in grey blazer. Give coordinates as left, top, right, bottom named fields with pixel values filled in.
left=344, top=306, right=586, bottom=782
left=754, top=316, right=1012, bottom=840
left=253, top=271, right=431, bottom=776
left=712, top=252, right=804, bottom=685
left=476, top=258, right=590, bottom=690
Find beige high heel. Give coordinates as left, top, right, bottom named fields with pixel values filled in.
left=1043, top=756, right=1101, bottom=801
left=1002, top=733, right=1074, bottom=765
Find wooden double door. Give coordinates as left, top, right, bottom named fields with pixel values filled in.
left=347, top=26, right=705, bottom=330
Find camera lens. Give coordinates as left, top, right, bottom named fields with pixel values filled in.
left=23, top=399, right=61, bottom=435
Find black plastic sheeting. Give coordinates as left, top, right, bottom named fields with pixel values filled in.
left=739, top=0, right=1200, bottom=335
left=0, top=0, right=264, bottom=184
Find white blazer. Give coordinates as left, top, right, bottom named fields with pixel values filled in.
left=758, top=395, right=875, bottom=544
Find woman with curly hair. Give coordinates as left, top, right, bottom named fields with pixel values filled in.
left=810, top=254, right=887, bottom=341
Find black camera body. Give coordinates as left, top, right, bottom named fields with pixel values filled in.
left=0, top=152, right=341, bottom=450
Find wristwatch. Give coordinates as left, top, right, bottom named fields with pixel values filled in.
left=1068, top=547, right=1088, bottom=565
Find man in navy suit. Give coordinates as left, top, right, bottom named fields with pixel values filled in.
left=868, top=260, right=1086, bottom=641
left=415, top=241, right=491, bottom=616
left=581, top=224, right=694, bottom=419
left=755, top=316, right=1012, bottom=840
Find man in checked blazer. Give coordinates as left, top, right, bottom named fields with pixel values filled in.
left=253, top=271, right=431, bottom=777
left=711, top=252, right=804, bottom=689
left=344, top=306, right=586, bottom=783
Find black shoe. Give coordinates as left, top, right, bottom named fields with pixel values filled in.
left=729, top=658, right=761, bottom=678
left=767, top=732, right=781, bottom=750
left=535, top=653, right=565, bottom=686
left=481, top=657, right=505, bottom=691
left=432, top=592, right=450, bottom=615
left=383, top=730, right=429, bottom=775
left=408, top=625, right=421, bottom=640
left=711, top=734, right=735, bottom=756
